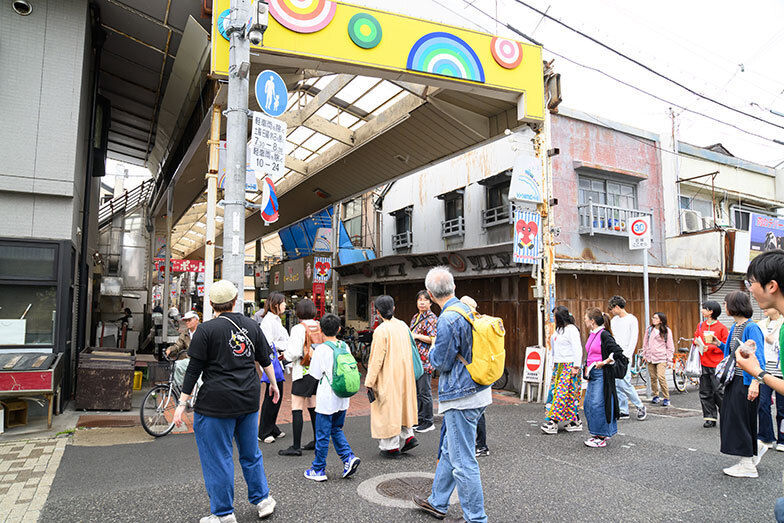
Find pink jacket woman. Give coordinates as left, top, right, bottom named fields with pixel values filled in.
left=642, top=325, right=675, bottom=364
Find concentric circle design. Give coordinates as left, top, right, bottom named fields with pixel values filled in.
left=348, top=13, right=382, bottom=49
left=406, top=32, right=485, bottom=83
left=268, top=0, right=337, bottom=34
left=490, top=37, right=523, bottom=69
left=217, top=9, right=231, bottom=41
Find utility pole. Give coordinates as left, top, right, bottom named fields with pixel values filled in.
left=223, top=0, right=252, bottom=311
left=204, top=104, right=222, bottom=320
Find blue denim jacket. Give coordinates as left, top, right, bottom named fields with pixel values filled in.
left=430, top=297, right=489, bottom=402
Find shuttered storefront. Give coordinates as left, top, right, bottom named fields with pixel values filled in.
left=704, top=278, right=765, bottom=324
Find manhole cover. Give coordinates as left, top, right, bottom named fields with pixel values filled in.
left=651, top=407, right=700, bottom=418
left=376, top=477, right=432, bottom=501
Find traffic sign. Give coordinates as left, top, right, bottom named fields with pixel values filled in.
left=523, top=346, right=544, bottom=383
left=628, top=216, right=652, bottom=250
left=249, top=112, right=286, bottom=179
left=254, top=70, right=287, bottom=118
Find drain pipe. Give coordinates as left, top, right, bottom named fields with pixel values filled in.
left=75, top=5, right=106, bottom=368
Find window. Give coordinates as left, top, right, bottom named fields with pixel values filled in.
left=343, top=198, right=363, bottom=246
left=679, top=196, right=714, bottom=219
left=444, top=193, right=464, bottom=221
left=391, top=207, right=412, bottom=250
left=439, top=189, right=465, bottom=238
left=578, top=177, right=637, bottom=209
left=731, top=204, right=773, bottom=231
left=487, top=181, right=510, bottom=211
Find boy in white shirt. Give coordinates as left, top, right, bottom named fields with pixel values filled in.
left=304, top=314, right=361, bottom=482
left=608, top=296, right=647, bottom=421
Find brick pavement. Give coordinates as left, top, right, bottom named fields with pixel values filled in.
left=0, top=436, right=68, bottom=523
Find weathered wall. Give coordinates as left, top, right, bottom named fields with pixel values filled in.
left=550, top=112, right=665, bottom=266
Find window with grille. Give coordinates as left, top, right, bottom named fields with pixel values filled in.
left=578, top=176, right=637, bottom=209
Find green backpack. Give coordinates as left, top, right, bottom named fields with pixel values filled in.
left=324, top=341, right=361, bottom=398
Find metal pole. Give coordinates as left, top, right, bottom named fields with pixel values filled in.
left=224, top=0, right=251, bottom=312
left=643, top=246, right=651, bottom=398
left=331, top=202, right=340, bottom=314
left=162, top=185, right=173, bottom=343
left=204, top=104, right=222, bottom=320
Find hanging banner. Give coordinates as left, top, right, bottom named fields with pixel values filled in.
left=513, top=210, right=541, bottom=264
left=154, top=259, right=206, bottom=273
left=313, top=227, right=333, bottom=252
left=313, top=256, right=332, bottom=283
left=312, top=282, right=326, bottom=319
left=508, top=155, right=542, bottom=203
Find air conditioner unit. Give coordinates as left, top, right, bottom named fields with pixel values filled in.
left=702, top=216, right=715, bottom=229
left=681, top=210, right=702, bottom=232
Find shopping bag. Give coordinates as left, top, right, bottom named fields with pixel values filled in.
left=685, top=345, right=702, bottom=378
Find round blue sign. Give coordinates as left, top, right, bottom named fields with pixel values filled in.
left=255, top=70, right=288, bottom=118
left=217, top=9, right=231, bottom=41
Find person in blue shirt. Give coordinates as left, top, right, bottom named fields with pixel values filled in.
left=717, top=290, right=766, bottom=478
left=412, top=267, right=489, bottom=523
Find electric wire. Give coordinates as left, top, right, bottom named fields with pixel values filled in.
left=508, top=0, right=784, bottom=133
left=459, top=0, right=784, bottom=149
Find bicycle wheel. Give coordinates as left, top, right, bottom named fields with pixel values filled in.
left=360, top=343, right=370, bottom=371
left=492, top=368, right=509, bottom=390
left=140, top=384, right=177, bottom=437
left=673, top=359, right=687, bottom=393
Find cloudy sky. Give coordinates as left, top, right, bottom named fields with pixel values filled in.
left=354, top=0, right=784, bottom=168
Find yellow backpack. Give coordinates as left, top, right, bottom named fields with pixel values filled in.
left=444, top=306, right=506, bottom=386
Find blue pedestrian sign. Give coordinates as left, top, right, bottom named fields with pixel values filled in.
left=255, top=70, right=287, bottom=118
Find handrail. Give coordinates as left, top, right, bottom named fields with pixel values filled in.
left=98, top=179, right=154, bottom=229
left=577, top=199, right=652, bottom=236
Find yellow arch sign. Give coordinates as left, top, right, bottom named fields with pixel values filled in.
left=211, top=0, right=544, bottom=122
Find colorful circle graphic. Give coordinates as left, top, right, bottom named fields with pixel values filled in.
left=268, top=0, right=337, bottom=34
left=348, top=13, right=382, bottom=49
left=217, top=9, right=231, bottom=41
left=406, top=32, right=485, bottom=83
left=490, top=37, right=523, bottom=69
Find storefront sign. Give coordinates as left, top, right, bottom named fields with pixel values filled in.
left=508, top=155, right=542, bottom=203
left=523, top=346, right=544, bottom=383
left=513, top=210, right=541, bottom=264
left=283, top=258, right=304, bottom=292
left=749, top=213, right=784, bottom=259
left=154, top=259, right=205, bottom=273
left=197, top=284, right=205, bottom=297
left=313, top=228, right=333, bottom=252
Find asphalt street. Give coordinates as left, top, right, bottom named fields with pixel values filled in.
left=40, top=389, right=784, bottom=522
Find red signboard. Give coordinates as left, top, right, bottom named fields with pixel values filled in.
left=0, top=371, right=53, bottom=392
left=525, top=351, right=541, bottom=372
left=154, top=258, right=205, bottom=273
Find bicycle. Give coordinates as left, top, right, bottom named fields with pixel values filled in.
left=629, top=352, right=648, bottom=388
left=140, top=356, right=199, bottom=437
left=355, top=329, right=373, bottom=371
left=673, top=337, right=700, bottom=393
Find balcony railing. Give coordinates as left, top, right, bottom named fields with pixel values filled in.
left=482, top=205, right=512, bottom=228
left=392, top=230, right=412, bottom=250
left=442, top=216, right=465, bottom=238
left=578, top=199, right=653, bottom=237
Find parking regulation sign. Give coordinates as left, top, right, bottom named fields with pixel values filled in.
left=628, top=216, right=652, bottom=250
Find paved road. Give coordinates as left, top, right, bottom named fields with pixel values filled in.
left=40, top=389, right=784, bottom=522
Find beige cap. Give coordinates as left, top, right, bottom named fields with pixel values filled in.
left=181, top=310, right=199, bottom=321
left=209, top=279, right=238, bottom=304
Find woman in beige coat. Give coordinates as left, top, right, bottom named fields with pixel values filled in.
left=365, top=295, right=419, bottom=459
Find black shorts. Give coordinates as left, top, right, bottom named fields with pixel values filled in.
left=291, top=375, right=318, bottom=398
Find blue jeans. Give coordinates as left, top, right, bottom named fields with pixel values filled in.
left=312, top=410, right=353, bottom=471
left=615, top=366, right=643, bottom=414
left=428, top=407, right=488, bottom=523
left=193, top=411, right=270, bottom=516
left=775, top=497, right=784, bottom=522
left=584, top=368, right=617, bottom=438
left=758, top=383, right=784, bottom=444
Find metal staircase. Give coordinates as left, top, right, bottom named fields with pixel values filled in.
left=98, top=179, right=154, bottom=230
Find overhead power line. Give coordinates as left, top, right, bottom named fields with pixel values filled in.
left=508, top=0, right=784, bottom=133
left=459, top=0, right=784, bottom=148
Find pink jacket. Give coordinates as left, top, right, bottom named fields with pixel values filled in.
left=642, top=326, right=674, bottom=364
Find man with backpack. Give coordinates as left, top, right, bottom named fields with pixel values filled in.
left=365, top=295, right=419, bottom=458
left=413, top=267, right=492, bottom=523
left=303, top=313, right=361, bottom=481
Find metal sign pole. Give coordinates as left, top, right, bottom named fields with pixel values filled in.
left=643, top=246, right=652, bottom=398
left=224, top=0, right=251, bottom=312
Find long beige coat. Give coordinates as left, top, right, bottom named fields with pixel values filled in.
left=365, top=317, right=418, bottom=439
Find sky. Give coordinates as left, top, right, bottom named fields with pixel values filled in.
left=349, top=0, right=784, bottom=168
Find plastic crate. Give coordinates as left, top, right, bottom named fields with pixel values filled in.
left=148, top=361, right=174, bottom=383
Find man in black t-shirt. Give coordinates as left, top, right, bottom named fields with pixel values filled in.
left=174, top=280, right=279, bottom=523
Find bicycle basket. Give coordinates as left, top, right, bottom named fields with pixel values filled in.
left=148, top=361, right=174, bottom=383
left=358, top=330, right=373, bottom=344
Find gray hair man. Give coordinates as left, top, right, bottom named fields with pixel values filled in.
left=413, top=266, right=489, bottom=523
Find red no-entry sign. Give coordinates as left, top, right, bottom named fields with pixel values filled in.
left=526, top=351, right=541, bottom=372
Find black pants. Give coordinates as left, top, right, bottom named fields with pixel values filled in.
left=720, top=376, right=759, bottom=457
left=699, top=365, right=723, bottom=421
left=259, top=379, right=284, bottom=440
left=476, top=412, right=487, bottom=449
left=416, top=372, right=434, bottom=426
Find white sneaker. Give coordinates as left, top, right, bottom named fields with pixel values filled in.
left=257, top=495, right=276, bottom=518
left=277, top=431, right=286, bottom=438
left=776, top=443, right=784, bottom=452
left=584, top=437, right=607, bottom=448
left=753, top=440, right=769, bottom=466
left=564, top=420, right=583, bottom=432
left=540, top=420, right=558, bottom=434
left=199, top=514, right=237, bottom=523
left=263, top=435, right=275, bottom=444
left=723, top=458, right=758, bottom=478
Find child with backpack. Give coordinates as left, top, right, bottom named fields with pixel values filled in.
left=304, top=313, right=361, bottom=482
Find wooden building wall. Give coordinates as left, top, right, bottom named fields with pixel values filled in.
left=384, top=275, right=538, bottom=392
left=555, top=274, right=701, bottom=350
